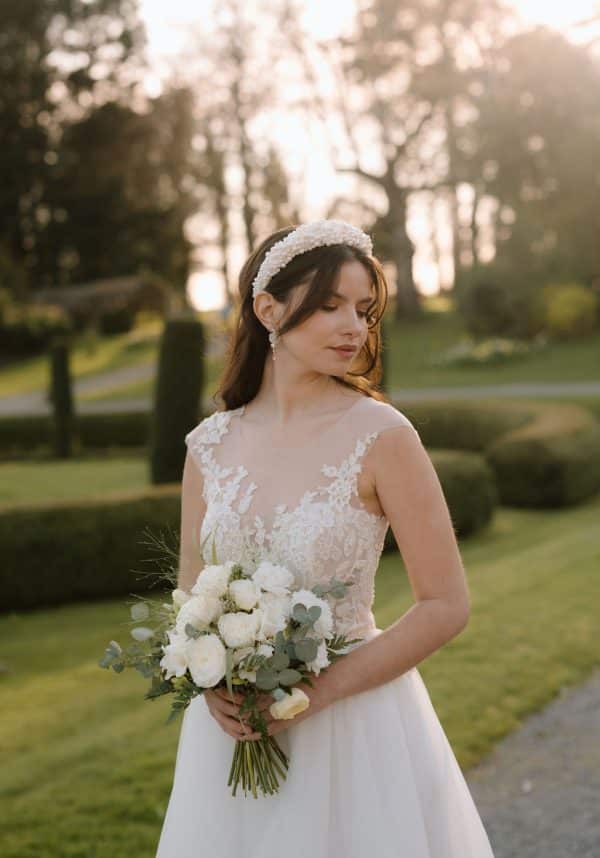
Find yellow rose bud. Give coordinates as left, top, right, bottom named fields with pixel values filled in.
left=269, top=687, right=310, bottom=720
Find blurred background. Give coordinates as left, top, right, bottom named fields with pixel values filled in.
left=1, top=1, right=599, bottom=856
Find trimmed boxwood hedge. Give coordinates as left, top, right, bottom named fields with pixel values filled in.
left=0, top=486, right=181, bottom=612
left=395, top=399, right=600, bottom=507
left=0, top=411, right=151, bottom=459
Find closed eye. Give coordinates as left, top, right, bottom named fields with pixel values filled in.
left=321, top=305, right=370, bottom=319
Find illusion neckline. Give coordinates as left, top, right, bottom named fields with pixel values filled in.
left=234, top=393, right=368, bottom=439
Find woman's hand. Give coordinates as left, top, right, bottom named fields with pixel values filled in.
left=209, top=672, right=335, bottom=742
left=204, top=687, right=273, bottom=741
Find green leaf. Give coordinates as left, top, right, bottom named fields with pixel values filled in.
left=130, top=626, right=154, bottom=642
left=294, top=638, right=319, bottom=662
left=277, top=668, right=302, bottom=686
left=292, top=604, right=309, bottom=623
left=130, top=602, right=150, bottom=621
left=255, top=668, right=280, bottom=690
left=308, top=605, right=322, bottom=622
left=269, top=651, right=290, bottom=671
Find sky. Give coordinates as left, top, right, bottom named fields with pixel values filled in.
left=137, top=0, right=600, bottom=310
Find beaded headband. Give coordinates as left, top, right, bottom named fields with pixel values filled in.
left=251, top=219, right=373, bottom=299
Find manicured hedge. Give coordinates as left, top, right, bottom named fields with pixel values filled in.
left=0, top=486, right=181, bottom=612
left=0, top=411, right=151, bottom=458
left=396, top=399, right=600, bottom=508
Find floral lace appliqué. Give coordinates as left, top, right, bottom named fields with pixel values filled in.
left=185, top=407, right=390, bottom=642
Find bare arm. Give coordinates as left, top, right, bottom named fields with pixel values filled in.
left=177, top=449, right=207, bottom=594
left=324, top=424, right=471, bottom=705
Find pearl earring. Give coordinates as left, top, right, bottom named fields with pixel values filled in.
left=268, top=328, right=279, bottom=359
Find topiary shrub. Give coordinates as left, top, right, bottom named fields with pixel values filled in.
left=150, top=314, right=205, bottom=484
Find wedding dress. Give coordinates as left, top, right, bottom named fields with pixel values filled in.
left=155, top=394, right=495, bottom=857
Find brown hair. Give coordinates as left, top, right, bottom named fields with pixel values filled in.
left=214, top=224, right=392, bottom=411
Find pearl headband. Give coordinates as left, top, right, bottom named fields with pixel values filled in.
left=251, top=219, right=373, bottom=299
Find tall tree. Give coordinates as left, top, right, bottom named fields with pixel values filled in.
left=0, top=0, right=146, bottom=294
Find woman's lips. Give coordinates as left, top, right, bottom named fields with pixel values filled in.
left=330, top=347, right=357, bottom=356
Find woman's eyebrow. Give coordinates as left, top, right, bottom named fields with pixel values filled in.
left=330, top=290, right=373, bottom=304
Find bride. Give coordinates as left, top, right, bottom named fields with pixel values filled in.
left=156, top=220, right=495, bottom=857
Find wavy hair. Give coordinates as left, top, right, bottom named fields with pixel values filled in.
left=214, top=224, right=392, bottom=411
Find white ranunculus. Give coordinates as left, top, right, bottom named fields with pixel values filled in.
left=160, top=631, right=188, bottom=679
left=290, top=589, right=334, bottom=639
left=252, top=560, right=295, bottom=596
left=229, top=578, right=261, bottom=611
left=191, top=562, right=235, bottom=598
left=256, top=592, right=292, bottom=641
left=171, top=588, right=192, bottom=609
left=306, top=639, right=330, bottom=676
left=175, top=593, right=222, bottom=636
left=185, top=633, right=227, bottom=687
left=269, top=687, right=310, bottom=720
left=218, top=608, right=262, bottom=649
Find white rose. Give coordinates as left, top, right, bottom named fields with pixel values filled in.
left=306, top=639, right=330, bottom=676
left=175, top=593, right=222, bottom=636
left=252, top=560, right=295, bottom=596
left=218, top=608, right=262, bottom=649
left=160, top=631, right=188, bottom=679
left=256, top=592, right=292, bottom=641
left=290, top=589, right=334, bottom=639
left=191, top=561, right=235, bottom=598
left=269, top=687, right=310, bottom=720
left=171, top=588, right=191, bottom=609
left=229, top=578, right=261, bottom=610
left=185, top=633, right=227, bottom=687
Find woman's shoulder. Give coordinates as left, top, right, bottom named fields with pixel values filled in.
left=360, top=396, right=419, bottom=437
left=184, top=407, right=241, bottom=451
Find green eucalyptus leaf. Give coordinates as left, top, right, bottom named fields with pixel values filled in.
left=278, top=668, right=302, bottom=686
left=308, top=605, right=322, bottom=622
left=269, top=651, right=289, bottom=671
left=294, top=638, right=319, bottom=662
left=130, top=602, right=150, bottom=621
left=131, top=626, right=154, bottom=642
left=255, top=668, right=280, bottom=691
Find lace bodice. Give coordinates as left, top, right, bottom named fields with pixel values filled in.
left=184, top=396, right=418, bottom=644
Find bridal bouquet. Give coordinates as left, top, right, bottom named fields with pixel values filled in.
left=99, top=533, right=362, bottom=798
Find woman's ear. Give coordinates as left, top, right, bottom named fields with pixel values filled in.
left=253, top=293, right=282, bottom=331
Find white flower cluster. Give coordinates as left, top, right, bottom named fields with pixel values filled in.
left=251, top=219, right=373, bottom=298
left=159, top=559, right=334, bottom=701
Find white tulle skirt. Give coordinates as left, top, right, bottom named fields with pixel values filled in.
left=155, top=633, right=495, bottom=858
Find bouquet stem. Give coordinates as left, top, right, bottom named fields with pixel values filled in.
left=228, top=735, right=289, bottom=798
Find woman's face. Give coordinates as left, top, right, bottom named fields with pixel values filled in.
left=280, top=259, right=374, bottom=375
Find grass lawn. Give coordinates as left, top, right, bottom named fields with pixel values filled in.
left=1, top=493, right=599, bottom=856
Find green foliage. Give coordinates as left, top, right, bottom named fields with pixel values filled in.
left=0, top=488, right=182, bottom=611
left=150, top=315, right=205, bottom=484
left=429, top=335, right=547, bottom=368
left=0, top=303, right=72, bottom=357
left=98, top=303, right=137, bottom=336
left=541, top=282, right=599, bottom=340
left=0, top=411, right=152, bottom=457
